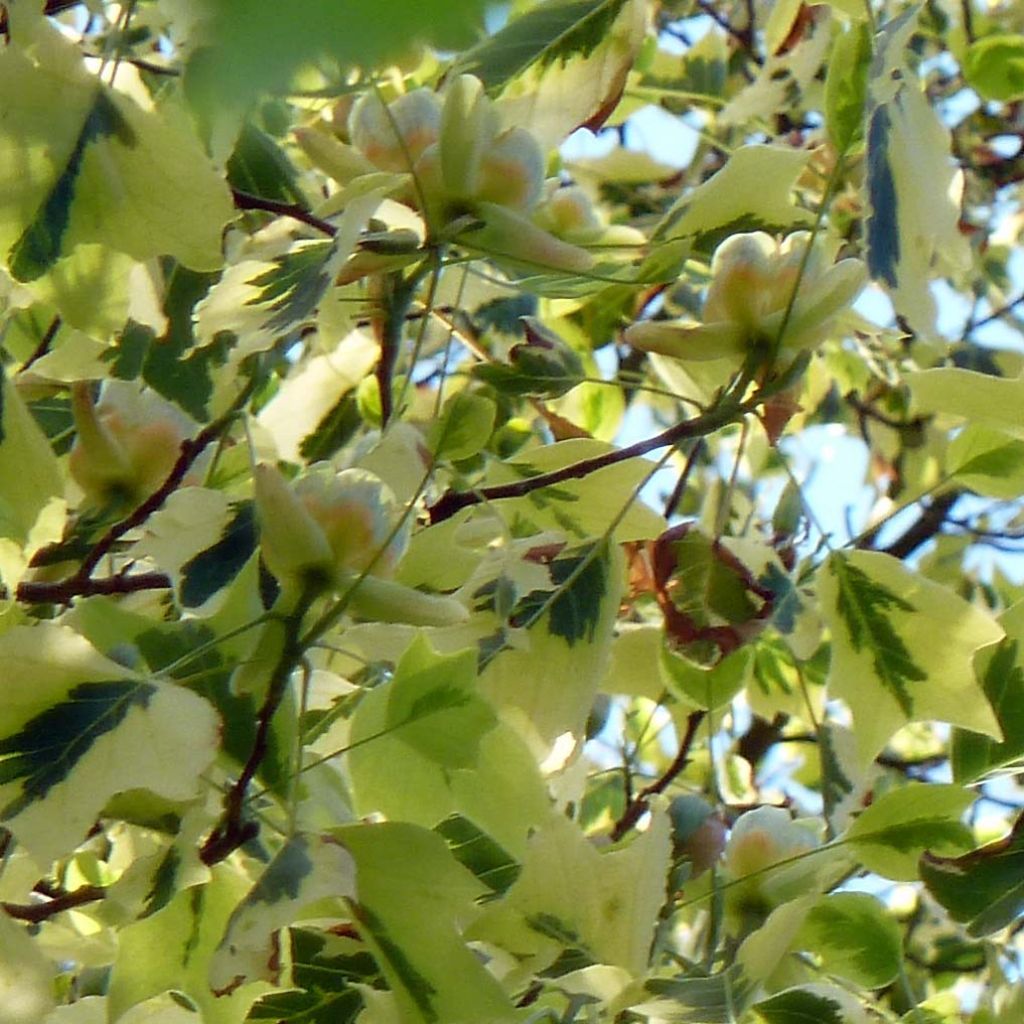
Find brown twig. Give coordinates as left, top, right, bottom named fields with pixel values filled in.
left=694, top=0, right=762, bottom=66
left=19, top=316, right=61, bottom=374
left=231, top=189, right=337, bottom=238
left=18, top=380, right=257, bottom=607
left=200, top=586, right=319, bottom=865
left=879, top=490, right=962, bottom=560
left=2, top=885, right=105, bottom=923
left=964, top=289, right=1024, bottom=334
left=428, top=389, right=761, bottom=524
left=663, top=439, right=706, bottom=519
left=15, top=570, right=171, bottom=605
left=611, top=709, right=706, bottom=841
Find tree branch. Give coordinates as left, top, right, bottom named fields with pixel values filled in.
left=19, top=316, right=61, bottom=374
left=964, top=289, right=1024, bottom=334
left=879, top=490, right=961, bottom=560
left=428, top=389, right=761, bottom=524
left=200, top=586, right=320, bottom=865
left=15, top=570, right=171, bottom=605
left=2, top=885, right=105, bottom=923
left=17, top=380, right=257, bottom=607
left=610, top=709, right=705, bottom=841
left=231, top=189, right=337, bottom=238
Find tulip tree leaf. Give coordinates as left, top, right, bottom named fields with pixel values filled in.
left=247, top=928, right=380, bottom=1024
left=428, top=391, right=497, bottom=461
left=179, top=501, right=259, bottom=611
left=907, top=368, right=1024, bottom=438
left=108, top=866, right=272, bottom=1024
left=491, top=0, right=647, bottom=151
left=194, top=191, right=385, bottom=357
left=0, top=624, right=219, bottom=865
left=753, top=988, right=845, bottom=1024
left=952, top=601, right=1024, bottom=783
left=843, top=783, right=975, bottom=880
left=658, top=145, right=815, bottom=250
left=385, top=635, right=498, bottom=769
left=817, top=551, right=1003, bottom=764
left=719, top=11, right=831, bottom=129
left=796, top=893, right=902, bottom=987
left=338, top=822, right=518, bottom=1024
left=450, top=0, right=631, bottom=90
left=472, top=326, right=586, bottom=397
left=435, top=813, right=521, bottom=894
left=0, top=369, right=65, bottom=588
left=644, top=967, right=755, bottom=1023
left=963, top=34, right=1024, bottom=102
left=865, top=6, right=971, bottom=334
left=470, top=811, right=671, bottom=975
left=947, top=425, right=1024, bottom=499
left=0, top=913, right=56, bottom=1023
left=825, top=21, right=871, bottom=151
left=482, top=438, right=667, bottom=541
left=184, top=0, right=489, bottom=126
left=348, top=659, right=549, bottom=857
left=480, top=542, right=624, bottom=749
left=130, top=490, right=258, bottom=615
left=0, top=27, right=231, bottom=283
left=921, top=813, right=1024, bottom=937
left=209, top=834, right=357, bottom=991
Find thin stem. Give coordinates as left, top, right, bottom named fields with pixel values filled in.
left=200, top=583, right=321, bottom=865
left=611, top=709, right=706, bottom=841
left=428, top=363, right=768, bottom=523
left=19, top=316, right=61, bottom=374
left=231, top=189, right=338, bottom=237
left=3, top=885, right=105, bottom=923
left=56, top=375, right=258, bottom=593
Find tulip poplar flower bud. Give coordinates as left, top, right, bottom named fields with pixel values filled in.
left=439, top=74, right=500, bottom=198
left=348, top=88, right=442, bottom=173
left=625, top=231, right=866, bottom=363
left=69, top=381, right=191, bottom=508
left=254, top=463, right=408, bottom=592
left=723, top=806, right=820, bottom=915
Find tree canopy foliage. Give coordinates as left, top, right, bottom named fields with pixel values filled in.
left=2, top=0, right=1024, bottom=1021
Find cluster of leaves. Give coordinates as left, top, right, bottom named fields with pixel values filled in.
left=2, top=1, right=1024, bottom=1023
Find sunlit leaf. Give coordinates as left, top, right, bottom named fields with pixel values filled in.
left=385, top=634, right=497, bottom=769
left=338, top=821, right=519, bottom=1024
left=0, top=624, right=219, bottom=864
left=0, top=912, right=56, bottom=1024
left=843, top=783, right=975, bottom=880
left=470, top=810, right=671, bottom=975
left=0, top=369, right=65, bottom=589
left=657, top=145, right=814, bottom=249
left=952, top=601, right=1024, bottom=783
left=796, top=893, right=902, bottom=987
left=489, top=0, right=648, bottom=151
left=108, top=866, right=271, bottom=1024
left=817, top=551, right=1002, bottom=764
left=921, top=812, right=1024, bottom=937
left=210, top=834, right=357, bottom=990
left=963, top=34, right=1024, bottom=102
left=0, top=26, right=231, bottom=283
left=865, top=7, right=971, bottom=334
left=428, top=390, right=497, bottom=461
left=907, top=368, right=1024, bottom=438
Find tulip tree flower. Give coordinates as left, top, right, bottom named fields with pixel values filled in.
left=254, top=463, right=466, bottom=625
left=298, top=75, right=594, bottom=273
left=534, top=182, right=646, bottom=250
left=69, top=380, right=197, bottom=508
left=722, top=805, right=821, bottom=918
left=625, top=231, right=867, bottom=364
